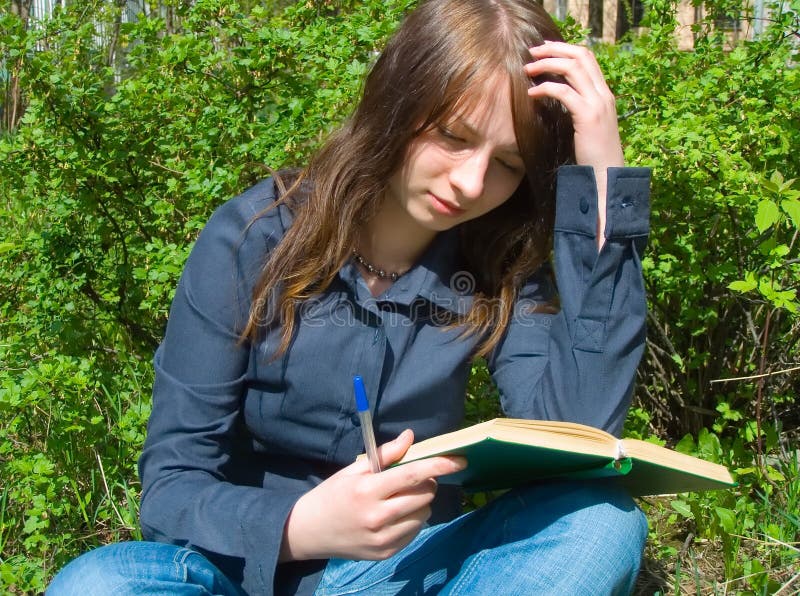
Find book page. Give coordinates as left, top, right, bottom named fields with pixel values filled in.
left=397, top=418, right=619, bottom=464
left=621, top=438, right=734, bottom=484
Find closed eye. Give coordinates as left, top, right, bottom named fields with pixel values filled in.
left=436, top=125, right=466, bottom=144
left=497, top=157, right=524, bottom=173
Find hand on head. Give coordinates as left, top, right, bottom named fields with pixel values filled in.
left=280, top=429, right=467, bottom=562
left=525, top=41, right=625, bottom=173
left=525, top=41, right=624, bottom=248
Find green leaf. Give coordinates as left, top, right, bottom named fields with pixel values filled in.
left=762, top=178, right=780, bottom=193
left=675, top=434, right=697, bottom=455
left=755, top=200, right=781, bottom=233
left=765, top=465, right=786, bottom=483
left=769, top=170, right=784, bottom=187
left=728, top=279, right=757, bottom=293
left=697, top=428, right=723, bottom=461
left=714, top=506, right=736, bottom=533
left=782, top=198, right=800, bottom=229
left=671, top=499, right=694, bottom=519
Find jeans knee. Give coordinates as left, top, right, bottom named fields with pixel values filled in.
left=491, top=482, right=647, bottom=594
left=47, top=541, right=189, bottom=596
left=580, top=484, right=648, bottom=560
left=48, top=543, right=126, bottom=596
left=511, top=481, right=648, bottom=561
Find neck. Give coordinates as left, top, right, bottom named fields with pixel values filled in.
left=357, top=196, right=437, bottom=275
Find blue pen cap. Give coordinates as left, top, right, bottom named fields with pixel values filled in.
left=353, top=376, right=369, bottom=412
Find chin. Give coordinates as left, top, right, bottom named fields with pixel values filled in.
left=422, top=215, right=461, bottom=232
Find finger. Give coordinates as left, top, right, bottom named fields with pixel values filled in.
left=528, top=40, right=593, bottom=59
left=377, top=428, right=415, bottom=468
left=527, top=80, right=587, bottom=118
left=383, top=477, right=438, bottom=512
left=339, top=429, right=416, bottom=477
left=525, top=55, right=609, bottom=100
left=529, top=80, right=619, bottom=147
left=528, top=41, right=597, bottom=64
left=366, top=481, right=438, bottom=532
left=528, top=42, right=608, bottom=94
left=360, top=506, right=432, bottom=560
left=375, top=455, right=466, bottom=498
left=381, top=507, right=433, bottom=551
left=524, top=57, right=600, bottom=101
left=391, top=476, right=438, bottom=496
left=356, top=478, right=436, bottom=534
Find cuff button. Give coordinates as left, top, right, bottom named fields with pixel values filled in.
left=579, top=196, right=590, bottom=214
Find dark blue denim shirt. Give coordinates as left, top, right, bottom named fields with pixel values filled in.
left=138, top=166, right=650, bottom=596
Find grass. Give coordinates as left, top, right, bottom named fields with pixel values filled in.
left=634, top=452, right=800, bottom=595
left=637, top=529, right=800, bottom=594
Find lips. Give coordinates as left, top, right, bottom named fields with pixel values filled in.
left=429, top=193, right=466, bottom=216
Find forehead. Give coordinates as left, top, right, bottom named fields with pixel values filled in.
left=448, top=72, right=512, bottom=123
left=446, top=75, right=519, bottom=148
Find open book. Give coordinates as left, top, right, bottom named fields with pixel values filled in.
left=388, top=418, right=735, bottom=496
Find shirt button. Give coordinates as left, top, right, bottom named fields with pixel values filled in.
left=579, top=197, right=590, bottom=214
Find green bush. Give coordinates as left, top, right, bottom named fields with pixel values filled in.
left=600, top=0, right=800, bottom=588
left=606, top=0, right=800, bottom=439
left=1, top=1, right=409, bottom=590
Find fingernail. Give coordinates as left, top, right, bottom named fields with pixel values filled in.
left=450, top=456, right=468, bottom=470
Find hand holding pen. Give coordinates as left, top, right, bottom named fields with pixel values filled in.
left=278, top=387, right=467, bottom=562
left=353, top=375, right=381, bottom=474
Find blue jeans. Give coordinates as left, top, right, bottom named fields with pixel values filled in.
left=47, top=481, right=647, bottom=595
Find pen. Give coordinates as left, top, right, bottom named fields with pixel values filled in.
left=353, top=375, right=382, bottom=473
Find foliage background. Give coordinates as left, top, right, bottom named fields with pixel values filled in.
left=1, top=0, right=798, bottom=593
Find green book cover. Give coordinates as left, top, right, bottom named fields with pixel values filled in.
left=390, top=419, right=736, bottom=497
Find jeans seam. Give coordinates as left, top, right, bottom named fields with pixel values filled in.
left=317, top=545, right=447, bottom=595
left=317, top=520, right=473, bottom=596
left=446, top=548, right=485, bottom=595
left=316, top=563, right=398, bottom=596
left=173, top=547, right=194, bottom=584
left=317, top=554, right=420, bottom=596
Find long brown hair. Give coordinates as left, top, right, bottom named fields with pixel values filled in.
left=243, top=0, right=574, bottom=357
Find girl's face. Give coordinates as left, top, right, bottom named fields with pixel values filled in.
left=385, top=80, right=526, bottom=238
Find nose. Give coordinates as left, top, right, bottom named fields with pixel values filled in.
left=448, top=151, right=488, bottom=200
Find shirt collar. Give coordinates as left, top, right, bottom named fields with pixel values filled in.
left=338, top=229, right=472, bottom=315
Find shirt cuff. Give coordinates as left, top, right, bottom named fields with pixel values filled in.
left=604, top=167, right=651, bottom=239
left=554, top=166, right=651, bottom=239
left=554, top=165, right=598, bottom=237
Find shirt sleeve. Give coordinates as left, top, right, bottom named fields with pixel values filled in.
left=137, top=180, right=300, bottom=595
left=488, top=166, right=650, bottom=436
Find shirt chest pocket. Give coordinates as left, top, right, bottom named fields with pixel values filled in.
left=243, top=299, right=370, bottom=457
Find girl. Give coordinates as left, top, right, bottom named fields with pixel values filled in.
left=49, top=0, right=651, bottom=594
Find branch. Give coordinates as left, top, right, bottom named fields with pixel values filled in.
left=710, top=364, right=800, bottom=384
